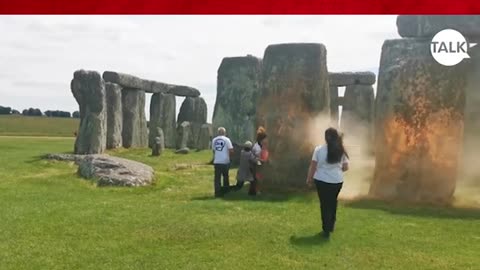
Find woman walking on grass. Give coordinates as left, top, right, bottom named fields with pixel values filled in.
left=306, top=127, right=349, bottom=239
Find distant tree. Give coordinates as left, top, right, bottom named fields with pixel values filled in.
left=72, top=111, right=80, bottom=118
left=0, top=106, right=11, bottom=115
left=11, top=109, right=20, bottom=115
left=24, top=108, right=42, bottom=116
left=45, top=110, right=72, bottom=118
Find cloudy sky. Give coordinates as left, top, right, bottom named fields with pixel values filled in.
left=0, top=15, right=399, bottom=121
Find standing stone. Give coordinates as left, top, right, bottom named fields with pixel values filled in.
left=178, top=97, right=207, bottom=124
left=341, top=84, right=375, bottom=154
left=197, top=123, right=213, bottom=150
left=213, top=56, right=262, bottom=144
left=330, top=86, right=339, bottom=127
left=463, top=43, right=480, bottom=179
left=122, top=88, right=148, bottom=148
left=397, top=15, right=480, bottom=38
left=257, top=43, right=330, bottom=188
left=71, top=70, right=107, bottom=154
left=105, top=82, right=123, bottom=149
left=152, top=128, right=165, bottom=156
left=178, top=97, right=208, bottom=149
left=176, top=121, right=192, bottom=150
left=149, top=93, right=176, bottom=148
left=371, top=57, right=468, bottom=204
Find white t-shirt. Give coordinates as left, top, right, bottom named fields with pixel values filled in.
left=252, top=142, right=262, bottom=158
left=212, top=135, right=234, bottom=164
left=312, top=144, right=349, bottom=184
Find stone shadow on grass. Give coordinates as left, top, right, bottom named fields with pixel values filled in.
left=289, top=234, right=329, bottom=246
left=344, top=199, right=480, bottom=220
left=191, top=189, right=315, bottom=203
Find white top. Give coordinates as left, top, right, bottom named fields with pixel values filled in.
left=252, top=142, right=262, bottom=158
left=212, top=135, right=234, bottom=164
left=312, top=144, right=349, bottom=184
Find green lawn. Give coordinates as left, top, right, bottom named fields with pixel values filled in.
left=0, top=115, right=79, bottom=137
left=0, top=136, right=479, bottom=269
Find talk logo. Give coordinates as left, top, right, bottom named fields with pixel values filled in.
left=430, top=29, right=477, bottom=66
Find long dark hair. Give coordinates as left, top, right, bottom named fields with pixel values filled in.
left=325, top=128, right=348, bottom=164
left=256, top=126, right=267, bottom=147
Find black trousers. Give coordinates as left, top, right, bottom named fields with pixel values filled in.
left=315, top=180, right=343, bottom=233
left=214, top=164, right=230, bottom=197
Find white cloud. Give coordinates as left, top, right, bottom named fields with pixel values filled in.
left=0, top=15, right=398, bottom=121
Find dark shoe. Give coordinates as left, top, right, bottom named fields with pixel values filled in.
left=320, top=231, right=330, bottom=239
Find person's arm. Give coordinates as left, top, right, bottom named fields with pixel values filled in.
left=306, top=148, right=318, bottom=186
left=341, top=155, right=349, bottom=172
left=306, top=160, right=317, bottom=187
left=228, top=140, right=234, bottom=157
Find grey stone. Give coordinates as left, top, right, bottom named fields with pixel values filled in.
left=330, top=86, right=339, bottom=127
left=397, top=15, right=480, bottom=38
left=149, top=93, right=176, bottom=148
left=178, top=97, right=208, bottom=124
left=175, top=147, right=190, bottom=154
left=197, top=123, right=213, bottom=150
left=103, top=71, right=200, bottom=97
left=341, top=84, right=375, bottom=154
left=78, top=154, right=154, bottom=187
left=105, top=82, right=123, bottom=149
left=256, top=43, right=330, bottom=188
left=212, top=56, right=262, bottom=144
left=329, top=72, right=376, bottom=86
left=122, top=88, right=148, bottom=148
left=176, top=121, right=192, bottom=149
left=152, top=130, right=165, bottom=156
left=371, top=56, right=469, bottom=204
left=71, top=70, right=107, bottom=154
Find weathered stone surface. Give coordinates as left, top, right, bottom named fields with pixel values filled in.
left=176, top=121, right=192, bottom=149
left=463, top=46, right=480, bottom=179
left=341, top=84, right=375, bottom=154
left=103, top=71, right=200, bottom=97
left=329, top=72, right=376, bottom=86
left=330, top=86, right=339, bottom=127
left=71, top=70, right=107, bottom=154
left=213, top=56, right=262, bottom=144
left=149, top=93, right=176, bottom=148
left=371, top=57, right=468, bottom=204
left=105, top=82, right=123, bottom=149
left=178, top=97, right=208, bottom=149
left=178, top=97, right=208, bottom=124
left=397, top=15, right=480, bottom=38
left=152, top=129, right=165, bottom=156
left=164, top=85, right=200, bottom=97
left=256, top=43, right=330, bottom=188
left=197, top=123, right=213, bottom=150
left=122, top=88, right=148, bottom=148
left=78, top=155, right=154, bottom=186
left=175, top=148, right=190, bottom=154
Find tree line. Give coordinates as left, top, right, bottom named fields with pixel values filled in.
left=0, top=105, right=80, bottom=118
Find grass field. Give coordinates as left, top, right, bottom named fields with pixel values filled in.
left=0, top=115, right=78, bottom=137
left=0, top=136, right=479, bottom=270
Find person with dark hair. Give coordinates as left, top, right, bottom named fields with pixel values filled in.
left=306, top=127, right=349, bottom=238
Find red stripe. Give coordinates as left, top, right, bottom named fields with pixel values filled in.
left=1, top=0, right=480, bottom=14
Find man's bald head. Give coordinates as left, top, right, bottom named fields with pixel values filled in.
left=217, top=127, right=226, bottom=136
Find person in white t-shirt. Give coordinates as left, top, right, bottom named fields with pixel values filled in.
left=306, top=127, right=349, bottom=238
left=212, top=127, right=234, bottom=197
